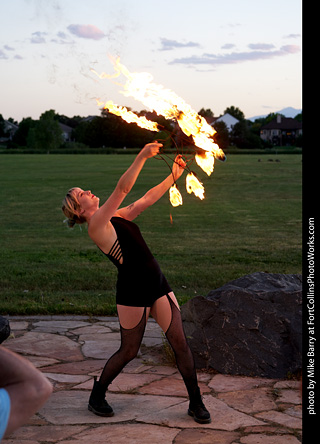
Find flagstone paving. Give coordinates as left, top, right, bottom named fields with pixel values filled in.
left=3, top=316, right=302, bottom=443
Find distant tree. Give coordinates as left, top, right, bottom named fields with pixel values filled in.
left=7, top=117, right=18, bottom=125
left=73, top=117, right=103, bottom=147
left=224, top=106, right=245, bottom=121
left=55, top=113, right=83, bottom=129
left=248, top=120, right=262, bottom=138
left=198, top=108, right=214, bottom=119
left=27, top=110, right=63, bottom=150
left=231, top=120, right=262, bottom=149
left=266, top=113, right=278, bottom=123
left=12, top=117, right=36, bottom=146
left=72, top=120, right=91, bottom=145
left=212, top=120, right=229, bottom=150
left=294, top=112, right=302, bottom=122
left=73, top=113, right=153, bottom=148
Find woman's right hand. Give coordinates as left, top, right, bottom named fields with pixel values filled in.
left=172, top=154, right=186, bottom=180
left=141, top=142, right=163, bottom=159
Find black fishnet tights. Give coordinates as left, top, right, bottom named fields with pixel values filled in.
left=98, top=297, right=199, bottom=401
left=164, top=296, right=199, bottom=400
left=98, top=308, right=147, bottom=390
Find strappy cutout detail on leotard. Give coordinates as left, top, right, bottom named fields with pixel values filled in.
left=108, top=238, right=123, bottom=264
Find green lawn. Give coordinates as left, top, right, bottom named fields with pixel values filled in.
left=0, top=153, right=302, bottom=315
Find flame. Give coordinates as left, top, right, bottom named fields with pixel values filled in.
left=195, top=151, right=215, bottom=176
left=99, top=99, right=160, bottom=132
left=93, top=57, right=226, bottom=162
left=169, top=183, right=183, bottom=207
left=186, top=172, right=205, bottom=200
left=93, top=57, right=227, bottom=208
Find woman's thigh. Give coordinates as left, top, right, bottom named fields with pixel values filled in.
left=117, top=305, right=150, bottom=329
left=150, top=292, right=180, bottom=333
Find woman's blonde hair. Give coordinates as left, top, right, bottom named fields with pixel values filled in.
left=62, top=188, right=86, bottom=228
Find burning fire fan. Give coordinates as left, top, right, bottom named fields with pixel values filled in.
left=92, top=57, right=226, bottom=207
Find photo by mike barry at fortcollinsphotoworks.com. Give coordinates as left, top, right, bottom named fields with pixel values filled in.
left=304, top=217, right=317, bottom=423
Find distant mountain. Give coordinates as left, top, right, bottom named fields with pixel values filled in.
left=248, top=107, right=302, bottom=122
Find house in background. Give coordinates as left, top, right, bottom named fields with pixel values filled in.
left=58, top=122, right=73, bottom=142
left=211, top=113, right=239, bottom=132
left=0, top=120, right=18, bottom=142
left=260, top=115, right=302, bottom=146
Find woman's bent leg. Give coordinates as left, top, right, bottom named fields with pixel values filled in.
left=98, top=306, right=148, bottom=389
left=88, top=306, right=149, bottom=416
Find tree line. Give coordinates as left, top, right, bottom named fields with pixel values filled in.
left=1, top=106, right=302, bottom=152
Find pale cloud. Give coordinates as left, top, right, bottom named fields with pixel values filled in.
left=284, top=33, right=301, bottom=39
left=159, top=38, right=200, bottom=51
left=221, top=43, right=236, bottom=50
left=248, top=43, right=275, bottom=50
left=51, top=31, right=73, bottom=44
left=280, top=44, right=301, bottom=53
left=169, top=44, right=301, bottom=67
left=67, top=24, right=105, bottom=40
left=220, top=22, right=242, bottom=29
left=0, top=46, right=22, bottom=60
left=30, top=31, right=47, bottom=44
left=0, top=49, right=8, bottom=59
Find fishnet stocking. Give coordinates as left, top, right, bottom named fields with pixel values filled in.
left=164, top=296, right=199, bottom=400
left=97, top=298, right=199, bottom=401
left=98, top=308, right=147, bottom=391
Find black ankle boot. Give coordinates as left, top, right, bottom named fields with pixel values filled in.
left=88, top=377, right=114, bottom=417
left=188, top=388, right=211, bottom=424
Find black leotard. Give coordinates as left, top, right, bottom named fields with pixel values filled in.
left=102, top=217, right=172, bottom=307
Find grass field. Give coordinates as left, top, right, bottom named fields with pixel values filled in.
left=0, top=153, right=302, bottom=315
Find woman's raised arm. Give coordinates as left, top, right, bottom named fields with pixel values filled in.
left=116, top=155, right=186, bottom=220
left=89, top=143, right=162, bottom=229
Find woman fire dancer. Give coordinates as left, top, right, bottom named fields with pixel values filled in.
left=61, top=142, right=211, bottom=424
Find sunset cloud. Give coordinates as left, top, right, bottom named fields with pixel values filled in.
left=67, top=24, right=105, bottom=40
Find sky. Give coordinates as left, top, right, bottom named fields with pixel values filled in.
left=0, top=0, right=302, bottom=123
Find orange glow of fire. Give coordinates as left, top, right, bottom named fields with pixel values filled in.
left=97, top=99, right=160, bottom=132
left=93, top=57, right=225, bottom=162
left=186, top=172, right=205, bottom=200
left=169, top=183, right=183, bottom=207
left=92, top=57, right=226, bottom=207
left=195, top=151, right=215, bottom=176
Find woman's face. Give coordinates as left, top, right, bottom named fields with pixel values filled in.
left=72, top=187, right=100, bottom=213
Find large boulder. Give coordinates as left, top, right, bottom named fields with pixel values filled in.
left=181, top=272, right=302, bottom=378
left=0, top=316, right=11, bottom=344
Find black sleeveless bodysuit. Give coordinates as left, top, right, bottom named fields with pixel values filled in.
left=102, top=217, right=172, bottom=307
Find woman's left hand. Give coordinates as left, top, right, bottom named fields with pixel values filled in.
left=141, top=142, right=163, bottom=159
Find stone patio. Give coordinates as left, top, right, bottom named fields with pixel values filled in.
left=2, top=316, right=302, bottom=443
